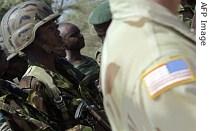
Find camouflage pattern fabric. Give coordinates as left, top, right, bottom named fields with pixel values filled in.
left=72, top=56, right=100, bottom=76
left=57, top=57, right=103, bottom=119
left=67, top=125, right=92, bottom=131
left=66, top=56, right=102, bottom=108
left=20, top=64, right=81, bottom=129
left=48, top=60, right=94, bottom=131
left=20, top=60, right=94, bottom=130
left=0, top=79, right=58, bottom=131
left=0, top=0, right=60, bottom=60
left=55, top=58, right=85, bottom=85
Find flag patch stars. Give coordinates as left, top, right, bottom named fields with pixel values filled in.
left=142, top=59, right=195, bottom=99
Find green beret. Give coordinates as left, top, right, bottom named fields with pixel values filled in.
left=88, top=1, right=111, bottom=25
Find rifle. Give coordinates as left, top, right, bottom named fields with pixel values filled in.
left=0, top=79, right=59, bottom=131
left=0, top=79, right=28, bottom=99
left=75, top=100, right=111, bottom=131
left=55, top=57, right=85, bottom=86
left=79, top=72, right=104, bottom=109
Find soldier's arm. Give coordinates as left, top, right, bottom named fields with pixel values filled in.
left=19, top=76, right=47, bottom=114
left=138, top=55, right=195, bottom=131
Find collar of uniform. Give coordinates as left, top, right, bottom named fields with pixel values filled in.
left=110, top=0, right=195, bottom=43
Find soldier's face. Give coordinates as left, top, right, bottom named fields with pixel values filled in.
left=36, top=21, right=66, bottom=57
left=60, top=25, right=85, bottom=51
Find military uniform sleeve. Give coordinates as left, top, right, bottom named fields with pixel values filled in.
left=19, top=76, right=47, bottom=113
left=140, top=55, right=195, bottom=99
left=139, top=55, right=195, bottom=131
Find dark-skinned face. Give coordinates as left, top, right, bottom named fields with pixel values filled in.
left=59, top=24, right=85, bottom=51
left=94, top=20, right=111, bottom=43
left=35, top=20, right=66, bottom=57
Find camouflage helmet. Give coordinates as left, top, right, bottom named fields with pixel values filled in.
left=88, top=1, right=111, bottom=25
left=0, top=29, right=10, bottom=58
left=0, top=0, right=60, bottom=60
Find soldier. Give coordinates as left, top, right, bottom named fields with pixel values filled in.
left=58, top=23, right=103, bottom=108
left=0, top=1, right=90, bottom=130
left=101, top=0, right=195, bottom=131
left=88, top=1, right=112, bottom=65
left=0, top=47, right=58, bottom=131
left=58, top=23, right=99, bottom=76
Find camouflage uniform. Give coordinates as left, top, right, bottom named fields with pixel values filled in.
left=0, top=79, right=58, bottom=131
left=21, top=64, right=79, bottom=125
left=0, top=26, right=58, bottom=131
left=72, top=56, right=103, bottom=108
left=0, top=1, right=91, bottom=130
left=56, top=57, right=99, bottom=105
left=1, top=25, right=58, bottom=131
left=72, top=56, right=99, bottom=77
left=20, top=58, right=92, bottom=131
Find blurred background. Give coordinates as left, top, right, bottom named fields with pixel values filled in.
left=0, top=0, right=195, bottom=58
left=0, top=0, right=105, bottom=58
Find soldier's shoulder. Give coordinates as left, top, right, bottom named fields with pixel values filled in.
left=20, top=76, right=45, bottom=91
left=151, top=21, right=194, bottom=44
left=140, top=55, right=195, bottom=99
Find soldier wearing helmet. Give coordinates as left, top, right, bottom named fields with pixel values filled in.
left=0, top=46, right=59, bottom=131
left=88, top=1, right=112, bottom=65
left=0, top=1, right=89, bottom=130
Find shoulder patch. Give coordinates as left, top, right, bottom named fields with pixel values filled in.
left=141, top=57, right=195, bottom=99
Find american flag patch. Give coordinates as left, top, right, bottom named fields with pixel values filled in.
left=142, top=59, right=195, bottom=99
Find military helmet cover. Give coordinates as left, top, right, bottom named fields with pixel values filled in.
left=0, top=0, right=60, bottom=60
left=88, top=1, right=111, bottom=25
